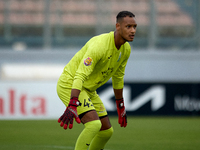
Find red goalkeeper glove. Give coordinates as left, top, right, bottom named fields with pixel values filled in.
left=58, top=97, right=81, bottom=129
left=116, top=98, right=127, bottom=127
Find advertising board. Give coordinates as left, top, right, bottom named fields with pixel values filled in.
left=97, top=83, right=200, bottom=116
left=0, top=82, right=199, bottom=119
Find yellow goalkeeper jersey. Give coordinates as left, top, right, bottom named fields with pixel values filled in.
left=63, top=31, right=131, bottom=92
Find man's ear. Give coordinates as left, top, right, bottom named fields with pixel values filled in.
left=116, top=22, right=120, bottom=31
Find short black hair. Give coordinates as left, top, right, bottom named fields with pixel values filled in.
left=116, top=11, right=135, bottom=23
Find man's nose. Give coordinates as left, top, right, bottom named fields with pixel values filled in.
left=131, top=27, right=136, bottom=33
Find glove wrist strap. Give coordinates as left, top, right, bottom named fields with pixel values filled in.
left=116, top=98, right=124, bottom=101
left=115, top=98, right=124, bottom=108
left=69, top=97, right=80, bottom=107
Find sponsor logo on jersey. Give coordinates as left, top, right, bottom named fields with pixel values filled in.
left=84, top=57, right=93, bottom=66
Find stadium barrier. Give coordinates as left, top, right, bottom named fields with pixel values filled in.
left=0, top=81, right=199, bottom=120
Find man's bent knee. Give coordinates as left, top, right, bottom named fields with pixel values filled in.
left=84, top=120, right=102, bottom=132
left=104, top=127, right=114, bottom=138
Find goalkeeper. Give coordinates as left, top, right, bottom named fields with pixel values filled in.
left=57, top=11, right=137, bottom=150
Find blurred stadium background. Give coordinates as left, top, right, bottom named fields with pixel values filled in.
left=0, top=0, right=200, bottom=119
left=0, top=0, right=200, bottom=50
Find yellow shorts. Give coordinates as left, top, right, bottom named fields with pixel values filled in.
left=57, top=73, right=107, bottom=118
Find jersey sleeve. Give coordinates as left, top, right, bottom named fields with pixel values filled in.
left=72, top=43, right=104, bottom=91
left=112, top=44, right=131, bottom=89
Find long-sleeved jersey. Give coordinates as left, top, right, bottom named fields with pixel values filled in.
left=63, top=31, right=131, bottom=92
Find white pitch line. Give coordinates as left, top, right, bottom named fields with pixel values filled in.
left=3, top=144, right=111, bottom=150
left=19, top=145, right=74, bottom=149
left=37, top=145, right=111, bottom=150
left=40, top=145, right=74, bottom=149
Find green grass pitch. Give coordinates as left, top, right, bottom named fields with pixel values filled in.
left=0, top=116, right=200, bottom=150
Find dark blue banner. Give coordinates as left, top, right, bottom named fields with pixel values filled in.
left=97, top=83, right=200, bottom=116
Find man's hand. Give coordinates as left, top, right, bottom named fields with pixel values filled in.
left=116, top=98, right=127, bottom=127
left=58, top=97, right=81, bottom=129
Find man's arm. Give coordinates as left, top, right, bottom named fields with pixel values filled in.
left=114, top=88, right=127, bottom=127
left=113, top=88, right=123, bottom=99
left=71, top=89, right=81, bottom=98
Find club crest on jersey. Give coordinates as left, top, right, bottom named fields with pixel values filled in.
left=84, top=57, right=93, bottom=66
